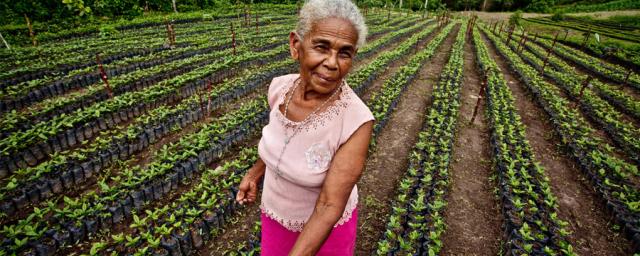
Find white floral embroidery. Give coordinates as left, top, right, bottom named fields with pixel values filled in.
left=305, top=143, right=332, bottom=172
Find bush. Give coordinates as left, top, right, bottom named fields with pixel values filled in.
left=551, top=11, right=566, bottom=21
left=509, top=10, right=523, bottom=28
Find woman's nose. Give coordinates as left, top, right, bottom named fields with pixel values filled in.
left=323, top=52, right=339, bottom=70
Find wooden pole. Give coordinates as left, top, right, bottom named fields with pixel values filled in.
left=0, top=31, right=10, bottom=50
left=577, top=76, right=593, bottom=101
left=231, top=22, right=236, bottom=55
left=96, top=53, right=114, bottom=99
left=198, top=88, right=205, bottom=116
left=255, top=11, right=259, bottom=34
left=533, top=32, right=538, bottom=43
left=506, top=27, right=514, bottom=45
left=582, top=30, right=591, bottom=49
left=206, top=80, right=212, bottom=118
left=624, top=70, right=632, bottom=85
left=244, top=5, right=248, bottom=27
left=24, top=14, right=37, bottom=47
left=518, top=36, right=528, bottom=53
left=540, top=33, right=559, bottom=76
left=470, top=74, right=488, bottom=124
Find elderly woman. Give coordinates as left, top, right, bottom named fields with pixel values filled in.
left=235, top=0, right=373, bottom=255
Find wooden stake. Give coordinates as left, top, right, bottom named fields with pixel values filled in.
left=0, top=31, right=10, bottom=50
left=582, top=30, right=591, bottom=49
left=198, top=88, right=205, bottom=116
left=577, top=76, right=593, bottom=101
left=255, top=11, right=259, bottom=34
left=624, top=70, right=632, bottom=85
left=506, top=28, right=514, bottom=44
left=96, top=53, right=113, bottom=99
left=206, top=80, right=212, bottom=118
left=540, top=33, right=559, bottom=76
left=244, top=5, right=248, bottom=27
left=24, top=14, right=37, bottom=47
left=518, top=36, right=528, bottom=53
left=533, top=32, right=538, bottom=43
left=231, top=22, right=236, bottom=55
left=470, top=74, right=488, bottom=124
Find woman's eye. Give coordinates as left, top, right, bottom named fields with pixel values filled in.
left=339, top=52, right=352, bottom=58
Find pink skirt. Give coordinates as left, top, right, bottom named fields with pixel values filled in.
left=260, top=208, right=358, bottom=256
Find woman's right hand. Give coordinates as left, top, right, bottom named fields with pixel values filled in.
left=236, top=169, right=261, bottom=205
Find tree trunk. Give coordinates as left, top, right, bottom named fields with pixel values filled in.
left=400, top=0, right=403, bottom=9
left=172, top=0, right=177, bottom=13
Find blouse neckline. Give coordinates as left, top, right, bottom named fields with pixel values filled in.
left=274, top=75, right=351, bottom=131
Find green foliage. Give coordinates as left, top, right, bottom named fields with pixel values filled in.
left=526, top=0, right=555, bottom=13
left=509, top=10, right=522, bottom=28
left=62, top=0, right=92, bottom=16
left=550, top=10, right=566, bottom=21
left=556, top=0, right=640, bottom=13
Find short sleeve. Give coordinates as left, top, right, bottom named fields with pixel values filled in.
left=267, top=74, right=299, bottom=110
left=339, top=99, right=375, bottom=146
left=267, top=76, right=283, bottom=110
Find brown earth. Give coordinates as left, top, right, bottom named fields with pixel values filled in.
left=355, top=24, right=460, bottom=255
left=480, top=30, right=633, bottom=255
left=440, top=33, right=502, bottom=256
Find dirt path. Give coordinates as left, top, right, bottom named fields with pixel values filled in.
left=480, top=31, right=633, bottom=255
left=440, top=35, right=502, bottom=256
left=360, top=25, right=441, bottom=102
left=355, top=25, right=460, bottom=255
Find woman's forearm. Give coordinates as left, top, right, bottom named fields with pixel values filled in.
left=289, top=201, right=345, bottom=256
left=248, top=158, right=266, bottom=179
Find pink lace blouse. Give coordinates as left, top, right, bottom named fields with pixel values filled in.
left=258, top=74, right=374, bottom=232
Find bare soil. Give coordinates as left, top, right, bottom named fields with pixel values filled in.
left=480, top=31, right=633, bottom=255
left=355, top=25, right=460, bottom=255
left=360, top=25, right=442, bottom=102
left=440, top=35, right=502, bottom=256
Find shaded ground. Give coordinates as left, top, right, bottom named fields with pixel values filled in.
left=356, top=25, right=460, bottom=255
left=440, top=34, right=502, bottom=256
left=480, top=30, right=632, bottom=255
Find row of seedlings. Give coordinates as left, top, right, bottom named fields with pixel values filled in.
left=0, top=97, right=269, bottom=255
left=0, top=60, right=297, bottom=221
left=525, top=33, right=639, bottom=91
left=0, top=18, right=429, bottom=222
left=0, top=24, right=294, bottom=135
left=0, top=17, right=428, bottom=214
left=491, top=28, right=640, bottom=164
left=0, top=14, right=413, bottom=137
left=0, top=45, right=290, bottom=178
left=368, top=22, right=456, bottom=139
left=375, top=21, right=466, bottom=256
left=474, top=27, right=576, bottom=255
left=0, top=19, right=295, bottom=112
left=480, top=25, right=640, bottom=251
left=84, top=147, right=260, bottom=255
left=509, top=32, right=640, bottom=121
left=0, top=17, right=432, bottom=253
left=0, top=10, right=295, bottom=82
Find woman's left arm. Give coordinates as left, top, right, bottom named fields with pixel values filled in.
left=289, top=120, right=374, bottom=256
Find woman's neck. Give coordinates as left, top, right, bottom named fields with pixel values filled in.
left=299, top=81, right=339, bottom=103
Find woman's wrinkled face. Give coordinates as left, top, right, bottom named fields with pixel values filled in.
left=290, top=17, right=358, bottom=95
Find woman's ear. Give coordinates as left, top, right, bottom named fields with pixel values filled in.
left=289, top=31, right=300, bottom=60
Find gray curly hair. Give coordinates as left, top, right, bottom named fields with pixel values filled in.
left=296, top=0, right=367, bottom=48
